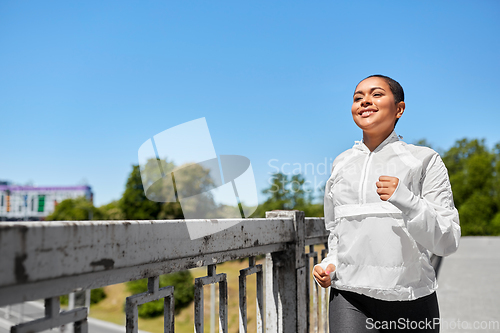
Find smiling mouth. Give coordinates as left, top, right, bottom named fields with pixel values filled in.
left=360, top=110, right=377, bottom=118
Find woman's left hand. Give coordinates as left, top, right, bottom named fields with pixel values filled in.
left=376, top=176, right=399, bottom=201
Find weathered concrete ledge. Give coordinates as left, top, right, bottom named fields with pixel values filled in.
left=0, top=216, right=328, bottom=306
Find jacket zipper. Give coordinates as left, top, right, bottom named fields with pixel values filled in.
left=359, top=152, right=373, bottom=204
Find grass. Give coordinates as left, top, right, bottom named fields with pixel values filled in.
left=88, top=258, right=263, bottom=333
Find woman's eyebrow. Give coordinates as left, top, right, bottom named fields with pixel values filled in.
left=353, top=86, right=386, bottom=96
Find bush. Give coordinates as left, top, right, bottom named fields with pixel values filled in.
left=90, top=287, right=107, bottom=304
left=138, top=299, right=164, bottom=318
left=126, top=271, right=195, bottom=318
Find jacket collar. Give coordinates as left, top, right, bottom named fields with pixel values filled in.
left=354, top=130, right=400, bottom=153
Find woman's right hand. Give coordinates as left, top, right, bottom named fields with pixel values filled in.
left=313, top=264, right=336, bottom=288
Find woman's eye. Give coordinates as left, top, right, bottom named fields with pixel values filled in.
left=354, top=97, right=362, bottom=101
left=373, top=92, right=382, bottom=97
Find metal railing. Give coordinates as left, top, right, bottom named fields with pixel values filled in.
left=0, top=210, right=329, bottom=333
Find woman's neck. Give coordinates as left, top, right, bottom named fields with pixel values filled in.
left=362, top=129, right=394, bottom=152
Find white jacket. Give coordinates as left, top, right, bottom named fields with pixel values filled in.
left=315, top=130, right=461, bottom=301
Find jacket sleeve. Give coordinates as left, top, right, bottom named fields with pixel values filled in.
left=312, top=176, right=339, bottom=286
left=388, top=153, right=461, bottom=256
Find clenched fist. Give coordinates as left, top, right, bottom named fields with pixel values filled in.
left=313, top=264, right=336, bottom=288
left=376, top=176, right=399, bottom=201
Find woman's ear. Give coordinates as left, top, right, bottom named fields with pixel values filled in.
left=396, top=101, right=405, bottom=119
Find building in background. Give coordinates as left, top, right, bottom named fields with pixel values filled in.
left=0, top=181, right=93, bottom=221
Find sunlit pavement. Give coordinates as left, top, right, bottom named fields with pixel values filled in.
left=436, top=236, right=500, bottom=333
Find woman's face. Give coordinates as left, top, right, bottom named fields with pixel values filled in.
left=351, top=77, right=404, bottom=135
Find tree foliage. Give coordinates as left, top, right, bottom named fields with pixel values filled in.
left=46, top=196, right=104, bottom=221
left=252, top=172, right=323, bottom=217
left=120, top=165, right=165, bottom=220
left=99, top=200, right=125, bottom=220
left=46, top=197, right=125, bottom=221
left=442, top=139, right=500, bottom=235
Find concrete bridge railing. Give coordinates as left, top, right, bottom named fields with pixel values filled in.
left=0, top=210, right=330, bottom=333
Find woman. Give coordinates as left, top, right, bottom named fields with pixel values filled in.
left=313, top=75, right=461, bottom=332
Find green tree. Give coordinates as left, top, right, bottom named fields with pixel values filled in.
left=252, top=172, right=323, bottom=217
left=442, top=138, right=500, bottom=235
left=46, top=196, right=104, bottom=221
left=121, top=160, right=222, bottom=220
left=100, top=200, right=125, bottom=220
left=493, top=143, right=500, bottom=211
left=414, top=138, right=434, bottom=149
left=120, top=165, right=164, bottom=220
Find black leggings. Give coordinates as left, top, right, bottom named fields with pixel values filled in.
left=329, top=288, right=440, bottom=332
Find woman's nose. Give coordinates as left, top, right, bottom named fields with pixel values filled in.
left=361, top=97, right=372, bottom=106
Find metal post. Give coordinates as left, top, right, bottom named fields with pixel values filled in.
left=256, top=262, right=264, bottom=333
left=321, top=244, right=329, bottom=333
left=209, top=265, right=216, bottom=333
left=67, top=294, right=75, bottom=333
left=239, top=256, right=264, bottom=333
left=306, top=245, right=319, bottom=333
left=84, top=290, right=90, bottom=314
left=68, top=293, right=75, bottom=310
left=265, top=210, right=306, bottom=333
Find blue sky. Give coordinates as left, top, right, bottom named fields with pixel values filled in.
left=1, top=1, right=499, bottom=206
